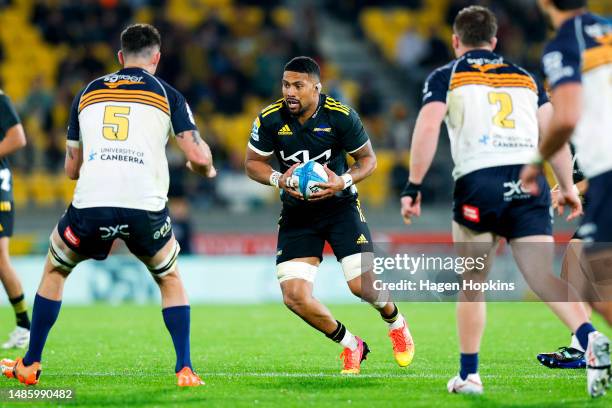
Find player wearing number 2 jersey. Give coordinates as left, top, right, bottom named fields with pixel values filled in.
left=400, top=5, right=599, bottom=396
left=0, top=24, right=215, bottom=387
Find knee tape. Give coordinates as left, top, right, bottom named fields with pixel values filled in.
left=341, top=253, right=372, bottom=282
left=277, top=261, right=318, bottom=283
left=48, top=236, right=77, bottom=273
left=148, top=240, right=181, bottom=278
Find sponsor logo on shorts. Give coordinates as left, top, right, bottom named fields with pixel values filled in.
left=154, top=217, right=172, bottom=240
left=64, top=226, right=80, bottom=247
left=356, top=234, right=369, bottom=245
left=503, top=180, right=530, bottom=201
left=462, top=205, right=480, bottom=223
left=0, top=201, right=11, bottom=212
left=100, top=224, right=129, bottom=240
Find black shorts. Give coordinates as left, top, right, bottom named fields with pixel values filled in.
left=576, top=170, right=612, bottom=243
left=453, top=165, right=552, bottom=239
left=0, top=201, right=14, bottom=238
left=57, top=204, right=173, bottom=260
left=276, top=197, right=373, bottom=264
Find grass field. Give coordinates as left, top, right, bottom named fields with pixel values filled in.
left=0, top=302, right=610, bottom=407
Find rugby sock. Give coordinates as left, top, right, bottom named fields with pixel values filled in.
left=576, top=322, right=596, bottom=351
left=460, top=353, right=478, bottom=380
left=326, top=320, right=358, bottom=351
left=9, top=294, right=30, bottom=330
left=380, top=304, right=405, bottom=330
left=570, top=333, right=585, bottom=352
left=162, top=305, right=192, bottom=373
left=23, top=294, right=62, bottom=365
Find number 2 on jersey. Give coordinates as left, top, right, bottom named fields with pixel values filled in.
left=488, top=92, right=515, bottom=129
left=102, top=105, right=131, bottom=141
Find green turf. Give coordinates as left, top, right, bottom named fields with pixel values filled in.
left=0, top=302, right=609, bottom=407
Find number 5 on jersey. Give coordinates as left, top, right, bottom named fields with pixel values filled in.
left=488, top=92, right=515, bottom=129
left=103, top=105, right=131, bottom=141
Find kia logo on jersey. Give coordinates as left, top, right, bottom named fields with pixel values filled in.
left=280, top=149, right=331, bottom=164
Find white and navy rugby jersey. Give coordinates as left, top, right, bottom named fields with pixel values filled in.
left=422, top=49, right=549, bottom=180
left=67, top=67, right=197, bottom=211
left=542, top=13, right=612, bottom=179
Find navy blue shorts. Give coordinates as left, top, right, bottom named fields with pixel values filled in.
left=453, top=165, right=552, bottom=239
left=57, top=204, right=173, bottom=260
left=576, top=170, right=612, bottom=243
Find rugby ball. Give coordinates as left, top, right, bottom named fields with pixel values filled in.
left=293, top=161, right=328, bottom=199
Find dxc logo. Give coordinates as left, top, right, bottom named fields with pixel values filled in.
left=280, top=149, right=331, bottom=164
left=503, top=180, right=530, bottom=201
left=99, top=224, right=129, bottom=240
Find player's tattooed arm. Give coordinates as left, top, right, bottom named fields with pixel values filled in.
left=175, top=130, right=216, bottom=178
left=65, top=144, right=83, bottom=180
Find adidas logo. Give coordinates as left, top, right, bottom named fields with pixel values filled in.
left=356, top=234, right=369, bottom=245
left=278, top=124, right=292, bottom=136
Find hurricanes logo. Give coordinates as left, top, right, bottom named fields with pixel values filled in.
left=278, top=124, right=293, bottom=136
left=356, top=234, right=369, bottom=245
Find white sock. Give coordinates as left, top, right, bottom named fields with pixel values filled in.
left=570, top=334, right=585, bottom=352
left=388, top=314, right=406, bottom=331
left=340, top=329, right=358, bottom=351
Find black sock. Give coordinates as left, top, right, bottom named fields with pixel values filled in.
left=380, top=304, right=399, bottom=324
left=9, top=294, right=30, bottom=330
left=325, top=320, right=346, bottom=343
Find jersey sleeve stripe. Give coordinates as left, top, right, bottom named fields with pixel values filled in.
left=66, top=140, right=80, bottom=148
left=347, top=140, right=369, bottom=154
left=247, top=142, right=274, bottom=156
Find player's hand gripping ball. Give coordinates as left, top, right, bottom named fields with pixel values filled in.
left=293, top=161, right=329, bottom=200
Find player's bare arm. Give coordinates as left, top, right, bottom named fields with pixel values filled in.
left=0, top=124, right=26, bottom=158
left=65, top=143, right=83, bottom=180
left=521, top=83, right=583, bottom=188
left=400, top=101, right=447, bottom=223
left=175, top=129, right=216, bottom=178
left=309, top=141, right=376, bottom=201
left=245, top=148, right=303, bottom=200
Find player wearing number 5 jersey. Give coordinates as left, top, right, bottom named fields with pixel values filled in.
left=0, top=91, right=30, bottom=350
left=400, top=6, right=601, bottom=396
left=0, top=24, right=215, bottom=387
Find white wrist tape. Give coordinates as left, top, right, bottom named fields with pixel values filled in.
left=341, top=173, right=353, bottom=190
left=270, top=171, right=282, bottom=188
left=285, top=175, right=299, bottom=189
